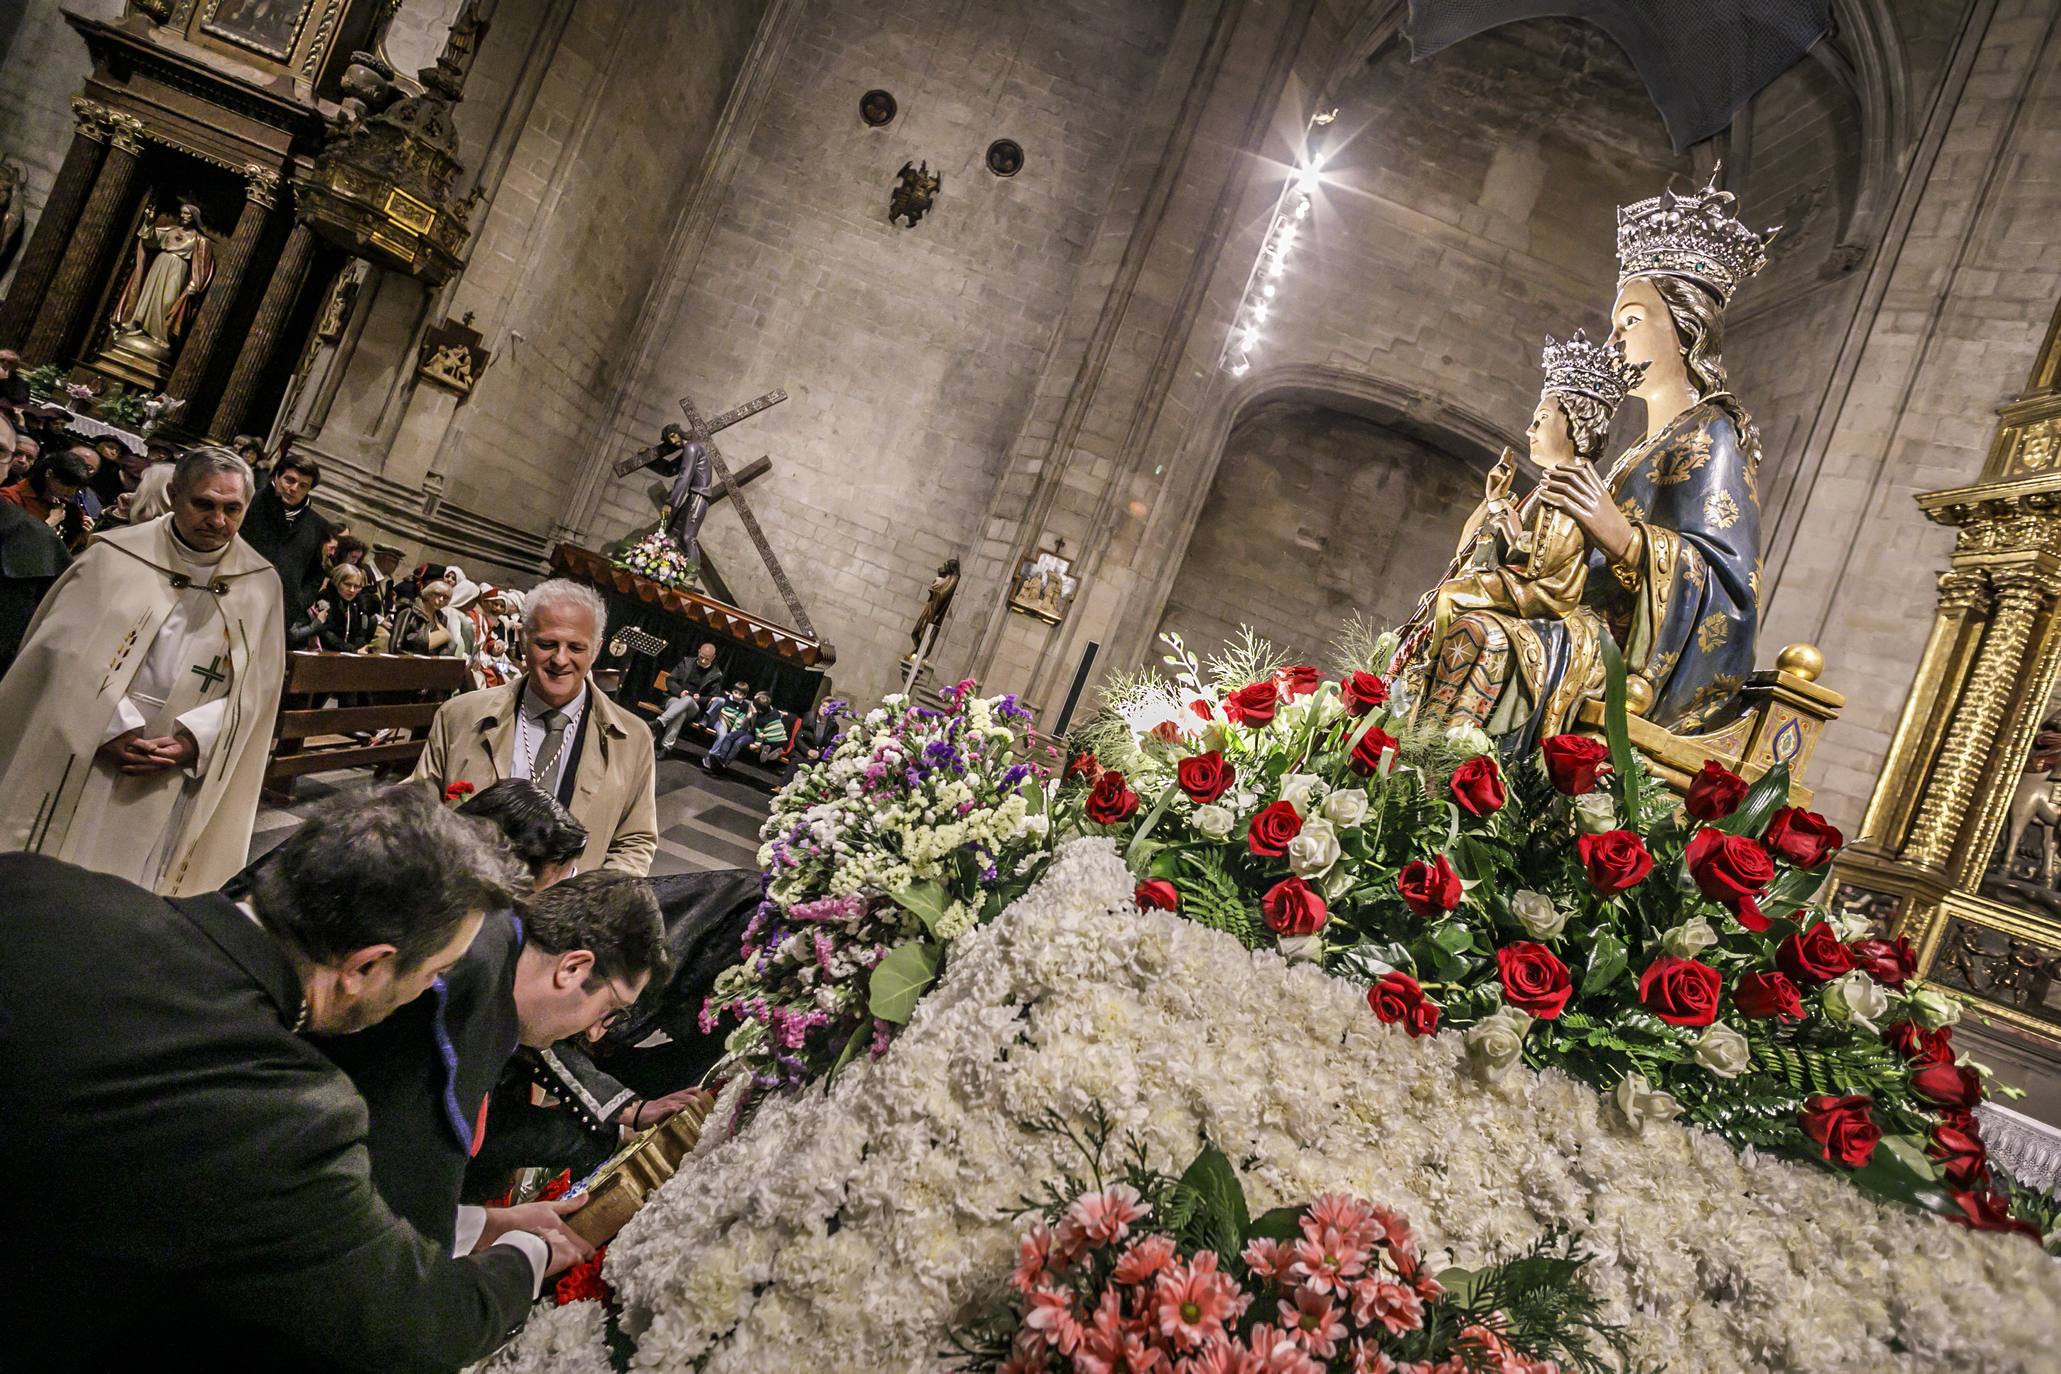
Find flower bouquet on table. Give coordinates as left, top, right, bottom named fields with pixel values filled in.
left=700, top=681, right=1054, bottom=1097
left=951, top=1108, right=1636, bottom=1374
left=1064, top=625, right=2045, bottom=1239
left=610, top=529, right=697, bottom=591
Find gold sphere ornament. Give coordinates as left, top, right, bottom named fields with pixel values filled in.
left=1777, top=642, right=1825, bottom=682
left=1624, top=675, right=1655, bottom=716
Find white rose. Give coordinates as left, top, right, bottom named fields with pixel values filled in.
left=1445, top=722, right=1494, bottom=757
left=1822, top=970, right=1889, bottom=1031
left=1573, top=791, right=1616, bottom=835
left=1287, top=817, right=1342, bottom=879
left=1511, top=889, right=1567, bottom=940
left=1907, top=985, right=1963, bottom=1029
left=1321, top=787, right=1369, bottom=829
left=1662, top=917, right=1718, bottom=958
left=1614, top=1071, right=1682, bottom=1131
left=1279, top=773, right=1325, bottom=814
left=1830, top=908, right=1877, bottom=943
left=1464, top=1008, right=1533, bottom=1084
left=1192, top=804, right=1235, bottom=841
left=1692, top=1022, right=1750, bottom=1078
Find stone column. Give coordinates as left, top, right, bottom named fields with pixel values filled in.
left=1902, top=566, right=2048, bottom=871
left=163, top=167, right=280, bottom=405
left=21, top=112, right=145, bottom=366
left=209, top=218, right=316, bottom=440
left=0, top=99, right=109, bottom=350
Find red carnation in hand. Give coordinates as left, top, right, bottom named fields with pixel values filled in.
left=1930, top=1123, right=1990, bottom=1190
left=1947, top=1189, right=2041, bottom=1238
left=1848, top=935, right=1916, bottom=989
left=1684, top=760, right=1748, bottom=821
left=1341, top=671, right=1390, bottom=717
left=1367, top=971, right=1440, bottom=1037
left=1764, top=806, right=1843, bottom=868
left=1541, top=734, right=1610, bottom=795
left=1684, top=827, right=1775, bottom=930
left=1911, top=1061, right=1983, bottom=1111
left=1496, top=941, right=1572, bottom=1019
left=1348, top=725, right=1399, bottom=777
left=1637, top=954, right=1724, bottom=1027
left=1224, top=680, right=1280, bottom=726
left=1276, top=664, right=1321, bottom=697
left=1262, top=875, right=1328, bottom=935
left=1397, top=854, right=1462, bottom=918
left=553, top=1248, right=611, bottom=1306
left=1576, top=830, right=1653, bottom=894
left=1085, top=771, right=1140, bottom=825
left=1733, top=970, right=1805, bottom=1021
left=1800, top=1094, right=1882, bottom=1169
left=1775, top=923, right=1852, bottom=986
left=1449, top=755, right=1506, bottom=818
left=1884, top=1021, right=1954, bottom=1065
left=443, top=780, right=476, bottom=804
left=1176, top=750, right=1235, bottom=804
left=1247, top=800, right=1303, bottom=857
left=1134, top=880, right=1179, bottom=912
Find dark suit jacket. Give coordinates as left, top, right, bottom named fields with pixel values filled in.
left=0, top=856, right=534, bottom=1372
left=0, top=497, right=68, bottom=675
left=238, top=485, right=334, bottom=624
left=317, top=912, right=524, bottom=1250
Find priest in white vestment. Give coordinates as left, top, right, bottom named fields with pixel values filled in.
left=0, top=447, right=283, bottom=895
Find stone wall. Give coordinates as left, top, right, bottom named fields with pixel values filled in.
left=1156, top=401, right=1484, bottom=665
left=0, top=0, right=123, bottom=300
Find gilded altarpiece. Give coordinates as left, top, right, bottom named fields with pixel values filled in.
left=1836, top=298, right=2061, bottom=1045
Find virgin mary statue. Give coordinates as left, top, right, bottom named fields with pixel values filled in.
left=111, top=202, right=214, bottom=349
left=1399, top=177, right=1779, bottom=753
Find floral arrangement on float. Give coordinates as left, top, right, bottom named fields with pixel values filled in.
left=951, top=1109, right=1630, bottom=1374
left=1059, top=625, right=2048, bottom=1239
left=699, top=681, right=1053, bottom=1096
left=611, top=529, right=699, bottom=591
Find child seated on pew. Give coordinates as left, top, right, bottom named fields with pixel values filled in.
left=699, top=682, right=755, bottom=774
left=702, top=690, right=794, bottom=775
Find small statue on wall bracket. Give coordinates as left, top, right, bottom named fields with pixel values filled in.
left=889, top=161, right=940, bottom=228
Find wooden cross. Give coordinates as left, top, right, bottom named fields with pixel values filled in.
left=190, top=655, right=228, bottom=691
left=613, top=390, right=788, bottom=479
left=677, top=389, right=819, bottom=640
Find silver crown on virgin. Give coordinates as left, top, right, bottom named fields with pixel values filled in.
left=1616, top=169, right=1779, bottom=306
left=1541, top=329, right=1646, bottom=412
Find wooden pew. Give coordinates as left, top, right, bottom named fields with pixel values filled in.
left=265, top=652, right=471, bottom=800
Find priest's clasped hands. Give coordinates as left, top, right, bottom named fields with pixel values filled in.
left=98, top=726, right=199, bottom=775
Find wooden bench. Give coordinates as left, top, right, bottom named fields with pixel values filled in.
left=264, top=652, right=471, bottom=800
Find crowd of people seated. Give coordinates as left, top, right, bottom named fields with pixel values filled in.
left=650, top=641, right=846, bottom=779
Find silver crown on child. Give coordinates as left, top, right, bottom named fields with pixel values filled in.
left=1616, top=169, right=1778, bottom=306
left=1541, top=329, right=1646, bottom=411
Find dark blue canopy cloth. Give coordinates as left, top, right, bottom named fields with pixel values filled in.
left=1404, top=0, right=1834, bottom=151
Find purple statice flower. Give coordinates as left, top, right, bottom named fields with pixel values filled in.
left=697, top=995, right=720, bottom=1035
left=869, top=1018, right=896, bottom=1058
left=1000, top=763, right=1031, bottom=789
left=812, top=931, right=836, bottom=975
left=789, top=893, right=866, bottom=924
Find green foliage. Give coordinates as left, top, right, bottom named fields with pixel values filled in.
left=1175, top=847, right=1269, bottom=948
left=868, top=941, right=941, bottom=1023
left=20, top=363, right=65, bottom=398
left=1436, top=1228, right=1647, bottom=1374
left=1329, top=612, right=1397, bottom=676
left=1203, top=625, right=1290, bottom=697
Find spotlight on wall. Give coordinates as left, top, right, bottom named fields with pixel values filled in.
left=1218, top=106, right=1335, bottom=379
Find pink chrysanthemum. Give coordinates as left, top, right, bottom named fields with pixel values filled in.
left=1243, top=1323, right=1326, bottom=1374
left=1289, top=1227, right=1369, bottom=1295
left=1367, top=1206, right=1416, bottom=1260
left=1113, top=1233, right=1180, bottom=1285
left=1349, top=1339, right=1398, bottom=1374
left=1012, top=1224, right=1056, bottom=1295
left=1352, top=1279, right=1426, bottom=1336
left=1059, top=1184, right=1152, bottom=1253
left=1277, top=1285, right=1348, bottom=1360
left=1024, top=1286, right=1084, bottom=1355
left=1155, top=1250, right=1244, bottom=1351
left=1075, top=1287, right=1166, bottom=1374
left=1242, top=1236, right=1290, bottom=1283
left=1302, top=1194, right=1383, bottom=1251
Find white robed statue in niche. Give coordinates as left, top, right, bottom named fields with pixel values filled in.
left=111, top=202, right=214, bottom=349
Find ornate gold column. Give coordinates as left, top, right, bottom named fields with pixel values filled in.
left=164, top=166, right=281, bottom=406
left=209, top=218, right=317, bottom=439
left=1859, top=569, right=1991, bottom=850
left=20, top=111, right=144, bottom=367
left=0, top=99, right=109, bottom=350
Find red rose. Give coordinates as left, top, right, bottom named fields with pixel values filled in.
left=1348, top=725, right=1399, bottom=777
left=1947, top=1190, right=2041, bottom=1238
left=1341, top=671, right=1390, bottom=717
left=1247, top=801, right=1303, bottom=857
left=1495, top=941, right=1572, bottom=1019
left=1262, top=875, right=1328, bottom=935
left=1637, top=954, right=1724, bottom=1027
left=1911, top=1061, right=1983, bottom=1111
left=1848, top=936, right=1916, bottom=989
left=1066, top=750, right=1103, bottom=784
left=1929, top=1124, right=1990, bottom=1190
left=1884, top=1021, right=1954, bottom=1065
left=1367, top=971, right=1440, bottom=1037
left=1684, top=827, right=1775, bottom=930
left=1541, top=734, right=1610, bottom=795
left=1085, top=771, right=1140, bottom=825
left=1224, top=680, right=1280, bottom=726
left=1576, top=830, right=1653, bottom=894
left=1684, top=760, right=1748, bottom=822
left=1799, top=1094, right=1882, bottom=1169
left=1135, top=880, right=1179, bottom=912
left=1450, top=756, right=1506, bottom=818
left=1176, top=750, right=1235, bottom=804
left=1277, top=664, right=1321, bottom=697
left=1733, top=970, right=1805, bottom=1021
left=1396, top=854, right=1462, bottom=918
left=443, top=780, right=476, bottom=804
left=1764, top=806, right=1843, bottom=868
left=1775, top=923, right=1852, bottom=986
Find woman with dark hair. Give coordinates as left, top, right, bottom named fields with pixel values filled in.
left=458, top=778, right=587, bottom=888
left=1407, top=176, right=1776, bottom=749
